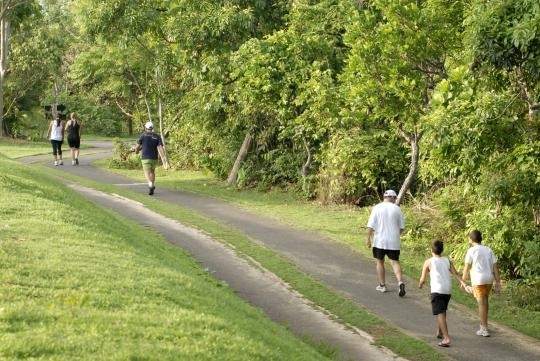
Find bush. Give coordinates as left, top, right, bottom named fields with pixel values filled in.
left=108, top=138, right=141, bottom=170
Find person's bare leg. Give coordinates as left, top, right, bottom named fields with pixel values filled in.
left=478, top=295, right=489, bottom=329
left=390, top=260, right=403, bottom=283
left=143, top=169, right=155, bottom=185
left=376, top=259, right=386, bottom=285
left=437, top=313, right=450, bottom=344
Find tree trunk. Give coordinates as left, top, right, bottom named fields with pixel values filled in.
left=227, top=133, right=253, bottom=186
left=0, top=11, right=9, bottom=137
left=396, top=126, right=422, bottom=206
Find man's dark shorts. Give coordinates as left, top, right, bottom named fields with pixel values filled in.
left=431, top=293, right=451, bottom=315
left=372, top=247, right=400, bottom=261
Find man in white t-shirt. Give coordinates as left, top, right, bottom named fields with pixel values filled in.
left=461, top=230, right=501, bottom=337
left=366, top=189, right=406, bottom=297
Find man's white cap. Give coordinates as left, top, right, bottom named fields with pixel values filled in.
left=383, top=189, right=397, bottom=197
left=145, top=121, right=154, bottom=129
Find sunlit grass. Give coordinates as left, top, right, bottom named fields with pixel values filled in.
left=0, top=156, right=335, bottom=361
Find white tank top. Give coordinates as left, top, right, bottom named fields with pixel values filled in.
left=429, top=256, right=452, bottom=294
left=50, top=121, right=63, bottom=141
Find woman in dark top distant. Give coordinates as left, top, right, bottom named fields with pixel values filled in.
left=65, top=112, right=82, bottom=165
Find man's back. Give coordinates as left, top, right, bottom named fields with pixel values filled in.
left=367, top=202, right=404, bottom=250
left=138, top=132, right=162, bottom=160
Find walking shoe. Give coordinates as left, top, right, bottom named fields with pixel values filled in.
left=375, top=284, right=387, bottom=293
left=54, top=161, right=58, bottom=166
left=476, top=327, right=490, bottom=337
left=398, top=282, right=406, bottom=297
left=72, top=160, right=76, bottom=166
left=148, top=186, right=155, bottom=195
left=75, top=158, right=79, bottom=165
left=59, top=161, right=63, bottom=165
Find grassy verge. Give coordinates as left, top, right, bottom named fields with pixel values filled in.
left=0, top=155, right=336, bottom=361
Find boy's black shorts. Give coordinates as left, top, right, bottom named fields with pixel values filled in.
left=431, top=293, right=451, bottom=315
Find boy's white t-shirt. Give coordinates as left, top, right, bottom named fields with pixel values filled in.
left=429, top=256, right=452, bottom=294
left=464, top=244, right=497, bottom=286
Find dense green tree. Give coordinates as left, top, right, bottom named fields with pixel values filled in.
left=1, top=0, right=54, bottom=136
left=465, top=0, right=539, bottom=121
left=340, top=0, right=465, bottom=204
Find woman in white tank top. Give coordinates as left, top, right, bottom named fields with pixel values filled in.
left=47, top=117, right=65, bottom=166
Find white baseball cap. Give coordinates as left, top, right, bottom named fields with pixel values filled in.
left=383, top=189, right=397, bottom=197
left=145, top=121, right=154, bottom=129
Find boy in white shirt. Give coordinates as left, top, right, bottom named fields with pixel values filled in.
left=419, top=240, right=466, bottom=347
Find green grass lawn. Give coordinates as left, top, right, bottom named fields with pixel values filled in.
left=0, top=155, right=335, bottom=361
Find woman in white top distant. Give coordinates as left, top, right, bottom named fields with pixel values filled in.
left=47, top=116, right=65, bottom=166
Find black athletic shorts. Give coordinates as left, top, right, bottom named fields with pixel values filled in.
left=431, top=293, right=451, bottom=315
left=68, top=137, right=80, bottom=149
left=372, top=247, right=400, bottom=261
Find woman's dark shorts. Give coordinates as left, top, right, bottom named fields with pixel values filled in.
left=372, top=247, right=400, bottom=261
left=431, top=293, right=451, bottom=315
left=68, top=137, right=80, bottom=148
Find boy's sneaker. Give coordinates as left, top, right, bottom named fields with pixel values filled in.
left=375, top=284, right=387, bottom=293
left=476, top=327, right=490, bottom=337
left=398, top=282, right=406, bottom=297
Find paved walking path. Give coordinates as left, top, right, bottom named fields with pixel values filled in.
left=19, top=142, right=540, bottom=361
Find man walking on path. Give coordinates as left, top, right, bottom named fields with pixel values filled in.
left=462, top=230, right=502, bottom=337
left=133, top=121, right=169, bottom=195
left=366, top=189, right=406, bottom=296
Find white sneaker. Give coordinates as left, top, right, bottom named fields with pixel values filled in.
left=54, top=161, right=58, bottom=166
left=376, top=284, right=387, bottom=293
left=59, top=161, right=63, bottom=165
left=72, top=160, right=76, bottom=166
left=476, top=327, right=490, bottom=337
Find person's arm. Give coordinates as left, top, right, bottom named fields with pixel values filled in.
left=47, top=121, right=52, bottom=139
left=418, top=259, right=430, bottom=289
left=461, top=263, right=471, bottom=283
left=157, top=144, right=169, bottom=169
left=450, top=260, right=467, bottom=288
left=366, top=227, right=374, bottom=248
left=78, top=122, right=82, bottom=138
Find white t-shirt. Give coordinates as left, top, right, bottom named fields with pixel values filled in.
left=429, top=256, right=452, bottom=294
left=366, top=201, right=405, bottom=250
left=50, top=121, right=63, bottom=141
left=464, top=244, right=497, bottom=286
